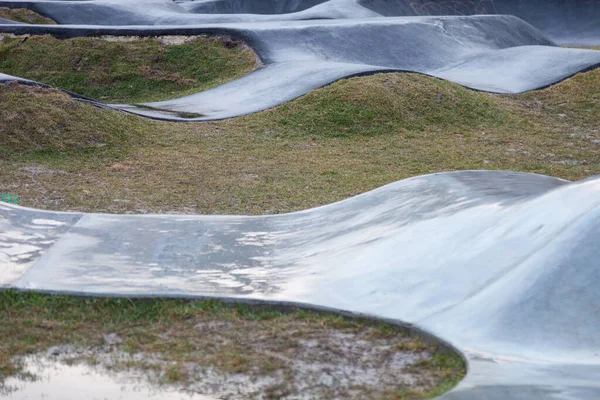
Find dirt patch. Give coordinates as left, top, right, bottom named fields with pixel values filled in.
left=100, top=35, right=237, bottom=47
left=0, top=292, right=465, bottom=399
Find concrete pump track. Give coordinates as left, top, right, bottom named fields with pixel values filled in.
left=0, top=0, right=599, bottom=120
left=1, top=1, right=600, bottom=399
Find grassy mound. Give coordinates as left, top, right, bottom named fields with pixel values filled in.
left=270, top=73, right=510, bottom=138
left=0, top=7, right=55, bottom=24
left=0, top=68, right=598, bottom=214
left=0, top=291, right=465, bottom=399
left=0, top=82, right=148, bottom=158
left=0, top=34, right=257, bottom=103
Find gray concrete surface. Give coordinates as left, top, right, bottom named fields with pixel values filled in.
left=0, top=1, right=598, bottom=120
left=1, top=0, right=598, bottom=44
left=2, top=170, right=600, bottom=399
left=0, top=3, right=599, bottom=398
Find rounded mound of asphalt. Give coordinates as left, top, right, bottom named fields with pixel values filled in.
left=0, top=15, right=598, bottom=121
left=0, top=2, right=598, bottom=121
left=4, top=170, right=600, bottom=400
left=358, top=0, right=600, bottom=45
left=2, top=0, right=597, bottom=45
left=118, top=16, right=600, bottom=120
left=178, top=0, right=327, bottom=15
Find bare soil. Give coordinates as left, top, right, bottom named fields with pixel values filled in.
left=0, top=293, right=464, bottom=399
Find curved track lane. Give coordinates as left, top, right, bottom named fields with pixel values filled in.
left=0, top=15, right=599, bottom=120
left=2, top=171, right=600, bottom=399
left=1, top=0, right=599, bottom=44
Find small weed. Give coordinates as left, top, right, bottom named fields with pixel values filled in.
left=395, top=340, right=429, bottom=353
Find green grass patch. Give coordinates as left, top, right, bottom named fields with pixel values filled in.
left=0, top=35, right=257, bottom=103
left=0, top=82, right=148, bottom=158
left=0, top=8, right=55, bottom=24
left=274, top=74, right=509, bottom=138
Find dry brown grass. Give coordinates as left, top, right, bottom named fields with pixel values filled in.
left=0, top=68, right=598, bottom=214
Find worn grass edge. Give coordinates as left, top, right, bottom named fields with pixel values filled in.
left=4, top=287, right=469, bottom=378
left=0, top=7, right=56, bottom=24
left=6, top=61, right=600, bottom=123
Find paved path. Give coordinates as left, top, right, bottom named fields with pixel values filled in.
left=0, top=1, right=598, bottom=120
left=2, top=171, right=600, bottom=399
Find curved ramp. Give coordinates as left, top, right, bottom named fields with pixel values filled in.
left=2, top=170, right=600, bottom=399
left=359, top=0, right=600, bottom=45
left=1, top=0, right=598, bottom=44
left=0, top=16, right=599, bottom=120
left=0, top=0, right=598, bottom=120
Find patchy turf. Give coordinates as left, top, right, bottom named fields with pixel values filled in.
left=0, top=8, right=55, bottom=24
left=0, top=67, right=599, bottom=214
left=0, top=291, right=465, bottom=399
left=0, top=82, right=146, bottom=158
left=0, top=34, right=258, bottom=103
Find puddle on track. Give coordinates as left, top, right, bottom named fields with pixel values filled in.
left=1, top=356, right=216, bottom=400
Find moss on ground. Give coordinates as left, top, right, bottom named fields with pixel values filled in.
left=0, top=68, right=599, bottom=214
left=0, top=8, right=55, bottom=24
left=0, top=35, right=257, bottom=103
left=0, top=291, right=465, bottom=399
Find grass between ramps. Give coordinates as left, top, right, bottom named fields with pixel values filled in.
left=0, top=291, right=465, bottom=399
left=0, top=67, right=598, bottom=214
left=0, top=8, right=55, bottom=24
left=0, top=34, right=258, bottom=103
